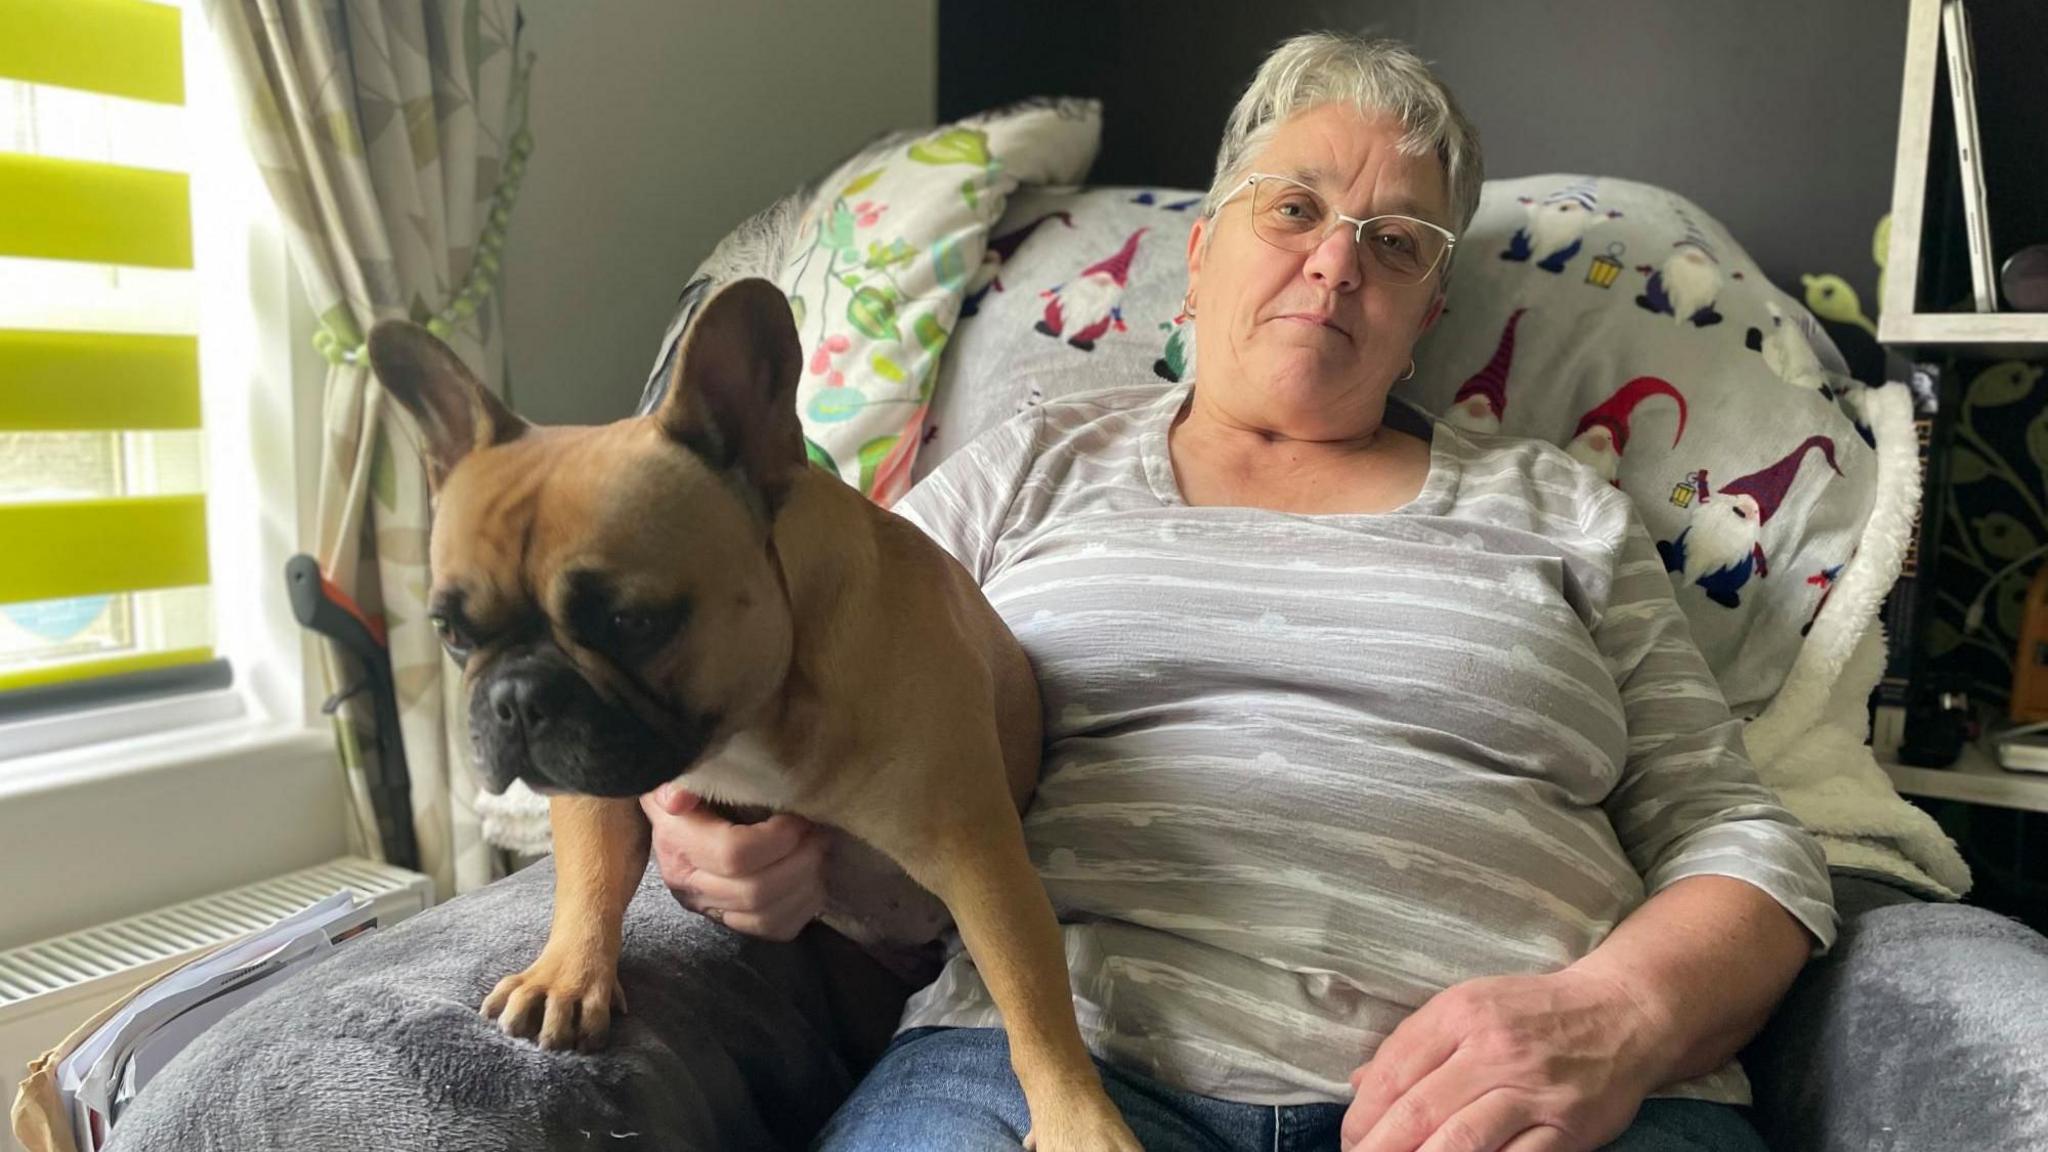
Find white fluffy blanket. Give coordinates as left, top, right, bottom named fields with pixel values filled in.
left=1744, top=382, right=1970, bottom=897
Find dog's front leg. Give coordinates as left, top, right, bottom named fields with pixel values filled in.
left=482, top=794, right=649, bottom=1051
left=871, top=793, right=1142, bottom=1152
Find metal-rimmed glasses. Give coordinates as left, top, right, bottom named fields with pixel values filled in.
left=1214, top=172, right=1457, bottom=286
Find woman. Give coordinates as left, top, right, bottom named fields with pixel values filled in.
left=645, top=33, right=1834, bottom=1152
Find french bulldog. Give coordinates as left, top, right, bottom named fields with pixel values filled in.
left=367, top=278, right=1139, bottom=1151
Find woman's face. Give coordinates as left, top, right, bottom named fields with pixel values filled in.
left=1186, top=103, right=1452, bottom=436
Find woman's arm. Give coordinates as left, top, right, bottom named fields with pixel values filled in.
left=1588, top=497, right=1836, bottom=949
left=1569, top=874, right=1812, bottom=1087
left=1341, top=487, right=1835, bottom=1152
left=1339, top=876, right=1810, bottom=1152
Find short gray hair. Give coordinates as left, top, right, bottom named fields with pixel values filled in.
left=1204, top=33, right=1483, bottom=263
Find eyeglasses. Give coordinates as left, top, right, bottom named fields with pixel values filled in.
left=1214, top=173, right=1457, bottom=286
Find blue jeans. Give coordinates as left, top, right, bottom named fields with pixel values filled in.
left=815, top=1027, right=1770, bottom=1152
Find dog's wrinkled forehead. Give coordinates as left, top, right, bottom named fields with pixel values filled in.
left=424, top=448, right=554, bottom=650
left=427, top=425, right=756, bottom=639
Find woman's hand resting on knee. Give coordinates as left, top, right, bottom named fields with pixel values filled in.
left=641, top=783, right=830, bottom=941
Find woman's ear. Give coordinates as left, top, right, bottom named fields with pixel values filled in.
left=1419, top=290, right=1447, bottom=335
left=1184, top=217, right=1207, bottom=308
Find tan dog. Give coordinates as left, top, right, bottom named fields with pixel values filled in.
left=367, top=278, right=1139, bottom=1151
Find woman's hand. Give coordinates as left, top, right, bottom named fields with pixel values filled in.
left=1339, top=968, right=1667, bottom=1152
left=640, top=782, right=829, bottom=941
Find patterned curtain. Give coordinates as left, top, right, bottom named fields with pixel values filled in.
left=203, top=0, right=532, bottom=897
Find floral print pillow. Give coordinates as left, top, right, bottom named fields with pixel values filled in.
left=779, top=100, right=1099, bottom=506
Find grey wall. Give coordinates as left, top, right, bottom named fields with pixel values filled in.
left=939, top=0, right=1909, bottom=313
left=503, top=0, right=937, bottom=426
left=505, top=1, right=1930, bottom=422
left=1414, top=1, right=1907, bottom=299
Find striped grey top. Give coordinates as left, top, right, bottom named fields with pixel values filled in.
left=892, top=382, right=1836, bottom=1106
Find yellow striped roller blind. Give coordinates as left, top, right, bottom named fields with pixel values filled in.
left=0, top=0, right=214, bottom=693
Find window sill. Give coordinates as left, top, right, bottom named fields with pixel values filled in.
left=0, top=685, right=248, bottom=775
left=0, top=708, right=349, bottom=950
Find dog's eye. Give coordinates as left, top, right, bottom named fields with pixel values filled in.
left=601, top=608, right=681, bottom=658
left=610, top=611, right=659, bottom=642
left=430, top=613, right=473, bottom=660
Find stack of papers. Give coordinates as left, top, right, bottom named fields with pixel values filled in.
left=1992, top=720, right=2048, bottom=775
left=52, top=892, right=377, bottom=1151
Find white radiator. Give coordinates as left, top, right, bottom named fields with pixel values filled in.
left=1, top=856, right=432, bottom=1152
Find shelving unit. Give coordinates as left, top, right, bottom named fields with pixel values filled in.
left=1878, top=0, right=2048, bottom=358
left=1872, top=0, right=2046, bottom=823
left=1882, top=741, right=2048, bottom=815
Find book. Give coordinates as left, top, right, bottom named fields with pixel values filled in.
left=1942, top=0, right=2000, bottom=312
left=1873, top=355, right=1956, bottom=751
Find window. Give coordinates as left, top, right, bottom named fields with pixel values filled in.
left=0, top=0, right=225, bottom=717
left=0, top=1, right=340, bottom=945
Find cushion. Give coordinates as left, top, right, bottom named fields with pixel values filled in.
left=773, top=101, right=1101, bottom=505
left=1408, top=174, right=1878, bottom=716
left=915, top=185, right=1201, bottom=477
left=915, top=176, right=1882, bottom=717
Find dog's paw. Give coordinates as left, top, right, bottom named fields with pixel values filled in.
left=1022, top=1088, right=1143, bottom=1152
left=480, top=950, right=627, bottom=1053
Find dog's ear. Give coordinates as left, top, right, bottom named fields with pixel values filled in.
left=368, top=320, right=527, bottom=489
left=657, top=277, right=804, bottom=508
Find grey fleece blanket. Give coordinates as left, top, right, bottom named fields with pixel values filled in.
left=1744, top=876, right=2048, bottom=1150
left=107, top=869, right=2048, bottom=1152
left=104, top=861, right=861, bottom=1152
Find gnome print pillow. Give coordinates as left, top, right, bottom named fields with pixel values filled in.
left=917, top=186, right=1200, bottom=478
left=1400, top=175, right=1879, bottom=718
left=912, top=174, right=1878, bottom=718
